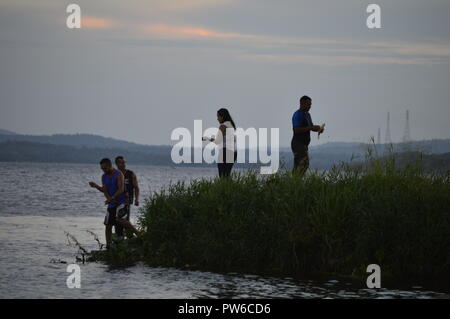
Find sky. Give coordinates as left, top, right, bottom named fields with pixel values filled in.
left=1, top=0, right=450, bottom=146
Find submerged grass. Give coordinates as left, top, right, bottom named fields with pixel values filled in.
left=90, top=154, right=450, bottom=289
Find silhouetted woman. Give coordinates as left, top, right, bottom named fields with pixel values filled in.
left=204, top=108, right=237, bottom=177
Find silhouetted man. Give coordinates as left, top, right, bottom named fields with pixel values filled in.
left=291, top=96, right=324, bottom=173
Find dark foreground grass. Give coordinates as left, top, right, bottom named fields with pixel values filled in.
left=90, top=158, right=450, bottom=289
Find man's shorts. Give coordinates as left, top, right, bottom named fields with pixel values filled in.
left=291, top=140, right=309, bottom=172
left=104, top=204, right=127, bottom=226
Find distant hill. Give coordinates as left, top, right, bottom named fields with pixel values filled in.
left=0, top=129, right=17, bottom=135
left=351, top=151, right=450, bottom=173
left=0, top=133, right=151, bottom=150
left=0, top=140, right=263, bottom=168
left=311, top=139, right=450, bottom=155
left=419, top=152, right=450, bottom=171
left=0, top=140, right=172, bottom=166
left=1, top=131, right=450, bottom=170
left=2, top=131, right=450, bottom=155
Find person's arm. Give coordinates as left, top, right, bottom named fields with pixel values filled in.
left=212, top=125, right=226, bottom=144
left=293, top=126, right=322, bottom=134
left=293, top=111, right=322, bottom=133
left=132, top=173, right=140, bottom=206
left=111, top=171, right=125, bottom=200
left=89, top=181, right=104, bottom=192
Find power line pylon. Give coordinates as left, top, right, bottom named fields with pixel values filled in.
left=403, top=109, right=411, bottom=143
left=385, top=111, right=391, bottom=144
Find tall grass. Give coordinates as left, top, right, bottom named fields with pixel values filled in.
left=93, top=155, right=450, bottom=288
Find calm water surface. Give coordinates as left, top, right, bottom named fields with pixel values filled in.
left=0, top=162, right=448, bottom=299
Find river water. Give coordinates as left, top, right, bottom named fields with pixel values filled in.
left=0, top=162, right=448, bottom=299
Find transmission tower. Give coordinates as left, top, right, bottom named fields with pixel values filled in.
left=385, top=111, right=391, bottom=144
left=403, top=109, right=411, bottom=143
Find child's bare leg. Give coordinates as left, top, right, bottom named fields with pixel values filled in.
left=105, top=225, right=113, bottom=247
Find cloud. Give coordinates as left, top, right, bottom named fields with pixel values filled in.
left=131, top=23, right=450, bottom=65
left=238, top=53, right=445, bottom=66
left=142, top=24, right=250, bottom=39
left=367, top=42, right=450, bottom=57
left=151, top=0, right=235, bottom=11
left=5, top=0, right=446, bottom=66
left=82, top=16, right=115, bottom=29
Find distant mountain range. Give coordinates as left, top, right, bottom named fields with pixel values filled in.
left=1, top=131, right=450, bottom=170
left=0, top=140, right=172, bottom=165
left=0, top=132, right=152, bottom=150
left=0, top=129, right=17, bottom=135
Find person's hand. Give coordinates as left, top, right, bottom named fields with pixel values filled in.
left=134, top=199, right=139, bottom=206
left=319, top=123, right=325, bottom=134
left=312, top=125, right=322, bottom=132
left=89, top=181, right=98, bottom=188
left=105, top=197, right=116, bottom=205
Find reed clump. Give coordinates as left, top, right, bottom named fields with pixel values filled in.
left=95, top=155, right=450, bottom=288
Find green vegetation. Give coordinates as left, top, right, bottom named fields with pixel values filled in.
left=89, top=155, right=450, bottom=289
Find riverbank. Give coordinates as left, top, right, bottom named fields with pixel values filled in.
left=90, top=158, right=450, bottom=290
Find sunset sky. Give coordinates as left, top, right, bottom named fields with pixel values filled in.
left=1, top=0, right=450, bottom=146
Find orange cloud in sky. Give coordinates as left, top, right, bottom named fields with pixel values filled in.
left=136, top=22, right=450, bottom=66
left=368, top=42, right=450, bottom=57
left=82, top=16, right=114, bottom=29
left=239, top=53, right=443, bottom=66
left=143, top=24, right=247, bottom=39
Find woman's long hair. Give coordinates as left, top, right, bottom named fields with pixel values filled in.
left=217, top=108, right=236, bottom=129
